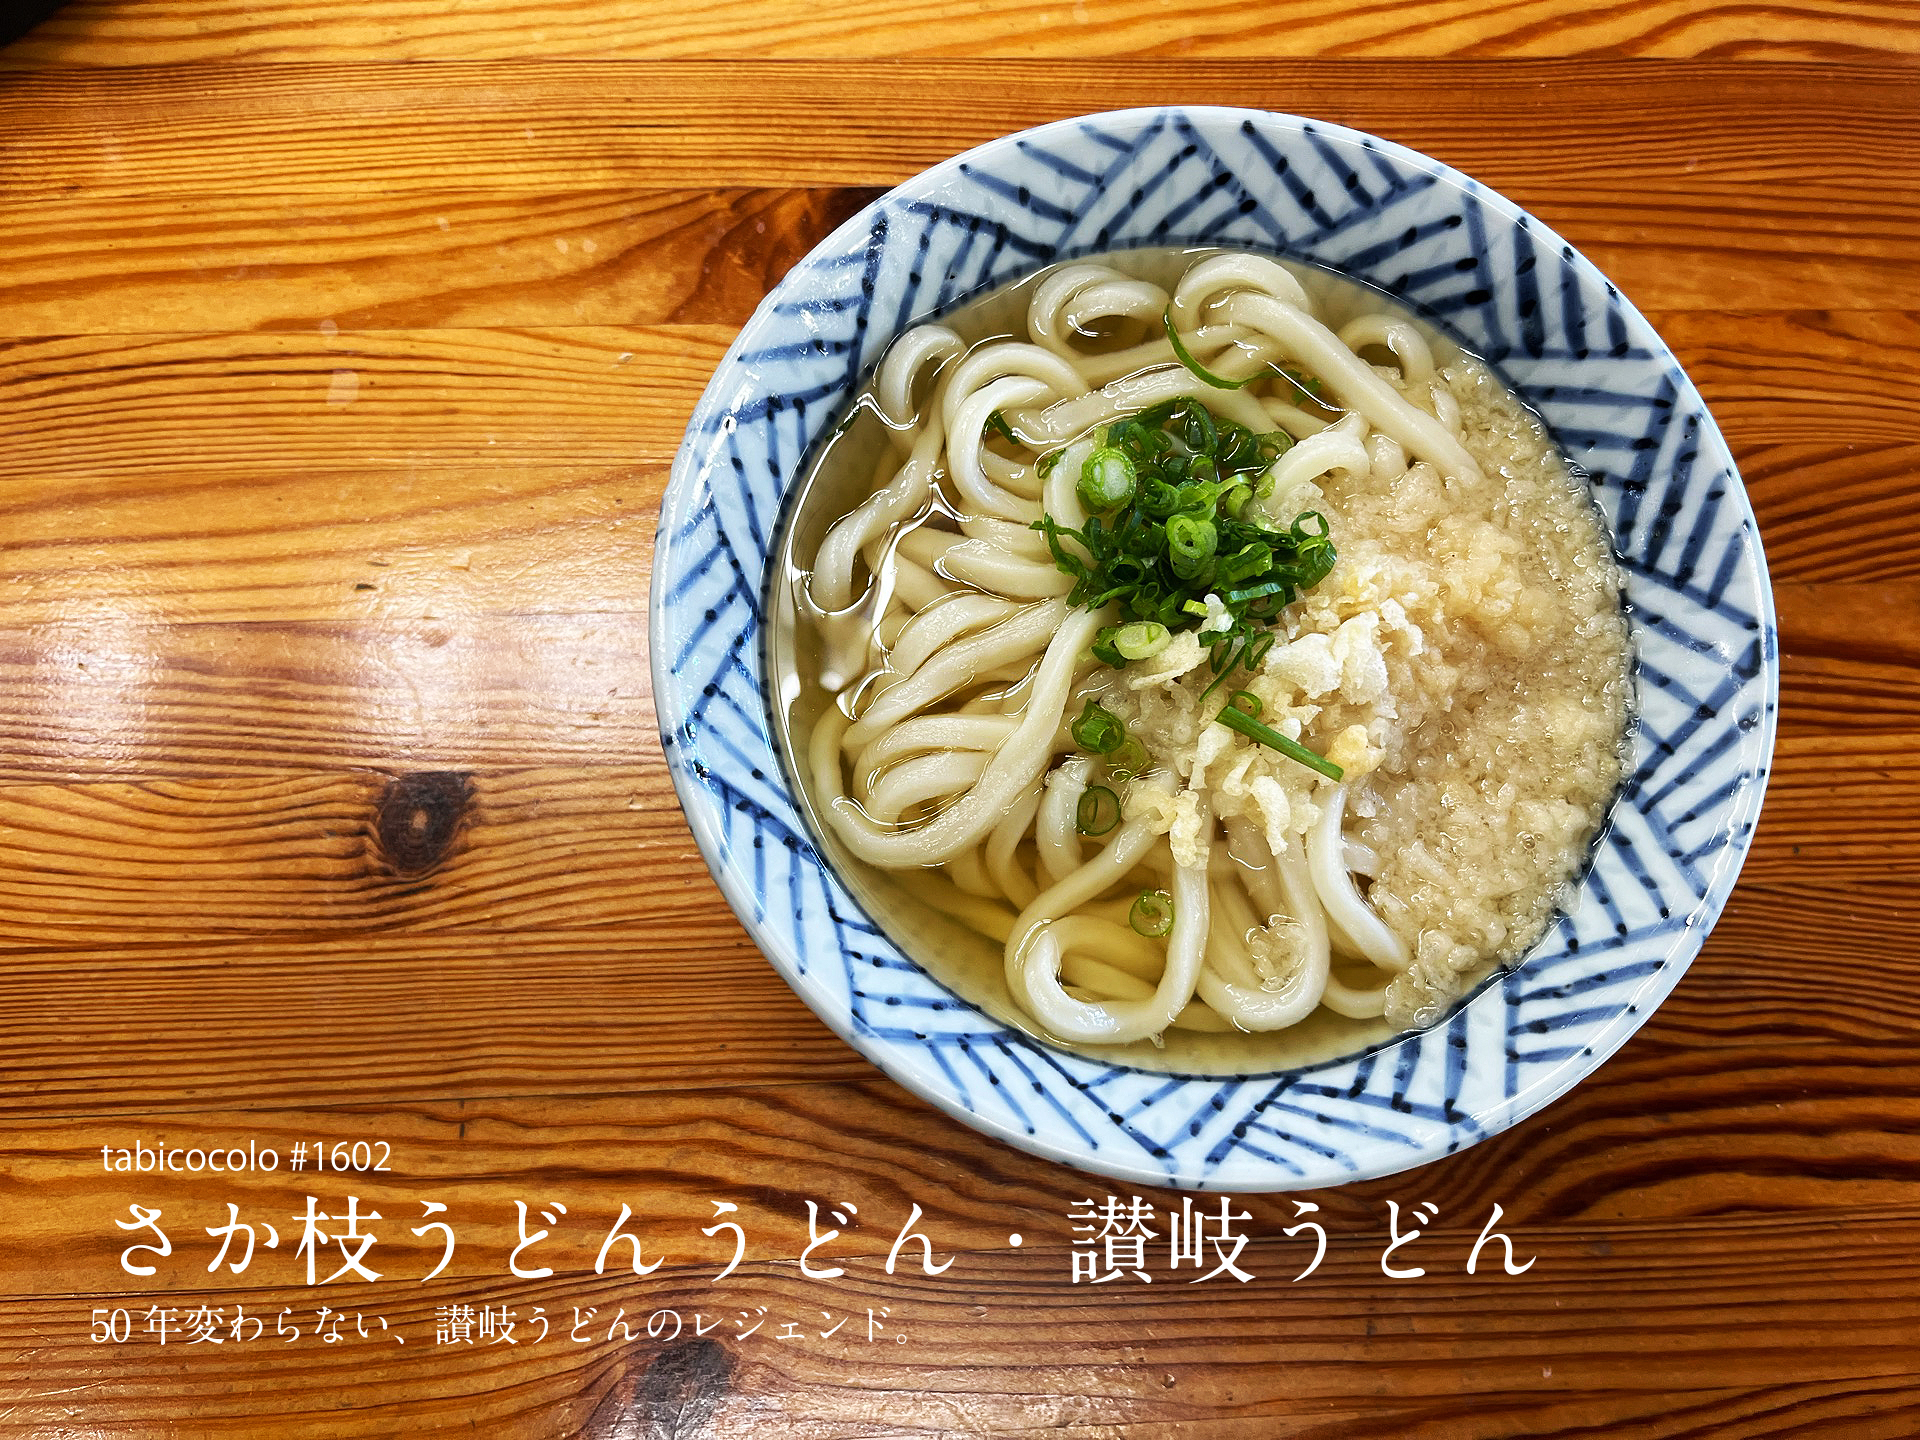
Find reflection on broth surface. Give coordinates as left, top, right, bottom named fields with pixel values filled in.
left=768, top=248, right=1631, bottom=1076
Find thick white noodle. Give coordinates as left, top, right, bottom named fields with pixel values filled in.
left=845, top=599, right=1068, bottom=749
left=1197, top=821, right=1333, bottom=1030
left=1257, top=412, right=1370, bottom=518
left=1219, top=292, right=1481, bottom=481
left=1035, top=755, right=1091, bottom=884
left=948, top=375, right=1051, bottom=521
left=940, top=341, right=1090, bottom=432
left=864, top=750, right=990, bottom=824
left=957, top=513, right=1055, bottom=558
left=1040, top=437, right=1097, bottom=535
left=984, top=783, right=1045, bottom=909
left=854, top=714, right=1016, bottom=783
left=1048, top=324, right=1253, bottom=389
left=1029, top=265, right=1170, bottom=364
left=811, top=388, right=949, bottom=613
left=935, top=540, right=1079, bottom=599
left=874, top=325, right=964, bottom=430
left=1336, top=314, right=1436, bottom=388
left=824, top=607, right=1107, bottom=865
left=884, top=594, right=1020, bottom=681
left=1013, top=815, right=1208, bottom=1045
left=1308, top=784, right=1412, bottom=973
left=1170, top=253, right=1312, bottom=324
left=1028, top=366, right=1275, bottom=444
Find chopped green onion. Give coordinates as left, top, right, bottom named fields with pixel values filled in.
left=984, top=409, right=1018, bottom=443
left=1163, top=309, right=1268, bottom=391
left=1130, top=889, right=1174, bottom=938
left=1070, top=699, right=1127, bottom=755
left=1221, top=580, right=1287, bottom=606
left=1028, top=396, right=1337, bottom=697
left=1213, top=704, right=1344, bottom=780
left=1196, top=637, right=1241, bottom=703
left=1077, top=446, right=1136, bottom=512
left=1217, top=542, right=1272, bottom=585
left=1076, top=785, right=1121, bottom=836
left=1037, top=449, right=1065, bottom=478
left=1229, top=690, right=1262, bottom=718
left=1166, top=514, right=1217, bottom=579
left=1112, top=621, right=1170, bottom=661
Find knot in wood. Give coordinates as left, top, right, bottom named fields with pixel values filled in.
left=372, top=771, right=472, bottom=876
left=631, top=1337, right=735, bottom=1438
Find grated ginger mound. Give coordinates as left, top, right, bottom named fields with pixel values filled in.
left=1097, top=360, right=1631, bottom=1030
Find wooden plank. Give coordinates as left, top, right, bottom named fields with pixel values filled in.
left=0, top=768, right=694, bottom=939
left=0, top=464, right=657, bottom=625
left=4, top=0, right=1916, bottom=65
left=0, top=616, right=658, bottom=777
left=0, top=326, right=721, bottom=478
left=1654, top=309, right=1920, bottom=449
left=1745, top=441, right=1920, bottom=585
left=44, top=603, right=1880, bottom=777
left=0, top=60, right=1913, bottom=217
left=0, top=11, right=1909, bottom=1428
left=0, top=574, right=1889, bottom=777
left=1780, top=652, right=1920, bottom=734
left=0, top=166, right=1912, bottom=336
left=0, top=609, right=1903, bottom=892
left=1742, top=733, right=1920, bottom=880
left=0, top=187, right=882, bottom=337
left=0, top=929, right=872, bottom=1112
left=1779, top=580, right=1920, bottom=670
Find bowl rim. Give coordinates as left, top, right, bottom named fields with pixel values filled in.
left=651, top=105, right=1779, bottom=1190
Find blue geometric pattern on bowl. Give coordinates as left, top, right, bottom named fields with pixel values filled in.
left=651, top=107, right=1777, bottom=1191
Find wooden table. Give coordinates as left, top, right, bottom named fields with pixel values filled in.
left=0, top=3, right=1915, bottom=1435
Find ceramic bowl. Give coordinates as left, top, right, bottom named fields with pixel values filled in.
left=650, top=107, right=1776, bottom=1191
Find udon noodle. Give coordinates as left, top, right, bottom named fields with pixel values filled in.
left=772, top=249, right=1630, bottom=1068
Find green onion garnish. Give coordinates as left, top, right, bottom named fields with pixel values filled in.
left=1213, top=703, right=1343, bottom=780
left=1070, top=699, right=1127, bottom=755
left=1111, top=621, right=1170, bottom=661
left=1163, top=308, right=1266, bottom=391
left=984, top=409, right=1018, bottom=443
left=1166, top=513, right=1217, bottom=580
left=1077, top=446, right=1136, bottom=512
left=1130, top=889, right=1174, bottom=938
left=1029, top=397, right=1332, bottom=697
left=1076, top=785, right=1121, bottom=836
left=1229, top=690, right=1262, bottom=718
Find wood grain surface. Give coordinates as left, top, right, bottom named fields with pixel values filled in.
left=1, top=1, right=1917, bottom=1435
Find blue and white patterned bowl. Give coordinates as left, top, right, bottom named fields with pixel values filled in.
left=651, top=108, right=1776, bottom=1191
